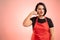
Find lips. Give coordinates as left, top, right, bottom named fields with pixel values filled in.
left=40, top=11, right=43, bottom=13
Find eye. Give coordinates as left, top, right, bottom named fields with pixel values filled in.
left=38, top=8, right=45, bottom=10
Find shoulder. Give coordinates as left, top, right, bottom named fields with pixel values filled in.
left=30, top=16, right=37, bottom=24
left=46, top=17, right=51, bottom=20
left=30, top=16, right=37, bottom=20
left=46, top=17, right=53, bottom=23
left=46, top=17, right=54, bottom=28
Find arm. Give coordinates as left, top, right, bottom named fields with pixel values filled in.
left=23, top=11, right=37, bottom=27
left=50, top=27, right=54, bottom=40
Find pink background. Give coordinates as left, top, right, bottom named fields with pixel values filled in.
left=0, top=0, right=60, bottom=40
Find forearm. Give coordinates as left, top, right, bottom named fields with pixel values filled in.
left=23, top=13, right=33, bottom=27
left=23, top=11, right=37, bottom=27
left=50, top=27, right=54, bottom=40
left=51, top=34, right=54, bottom=40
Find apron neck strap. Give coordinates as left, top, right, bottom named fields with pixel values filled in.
left=36, top=16, right=47, bottom=22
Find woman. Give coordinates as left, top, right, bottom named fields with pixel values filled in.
left=23, top=2, right=54, bottom=40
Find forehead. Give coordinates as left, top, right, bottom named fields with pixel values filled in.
left=37, top=5, right=44, bottom=8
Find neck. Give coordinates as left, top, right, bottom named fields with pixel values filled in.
left=38, top=15, right=45, bottom=19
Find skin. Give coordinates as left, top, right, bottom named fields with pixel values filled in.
left=23, top=5, right=54, bottom=40
left=36, top=5, right=45, bottom=19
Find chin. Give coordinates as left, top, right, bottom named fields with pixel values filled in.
left=39, top=14, right=43, bottom=16
left=38, top=15, right=43, bottom=16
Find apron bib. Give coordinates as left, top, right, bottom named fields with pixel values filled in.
left=31, top=17, right=51, bottom=40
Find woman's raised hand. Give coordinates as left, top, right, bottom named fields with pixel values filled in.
left=30, top=11, right=38, bottom=15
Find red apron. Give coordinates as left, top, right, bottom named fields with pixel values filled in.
left=31, top=17, right=51, bottom=40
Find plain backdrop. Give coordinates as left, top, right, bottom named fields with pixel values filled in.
left=0, top=0, right=60, bottom=40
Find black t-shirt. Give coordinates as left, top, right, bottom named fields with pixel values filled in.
left=30, top=17, right=54, bottom=28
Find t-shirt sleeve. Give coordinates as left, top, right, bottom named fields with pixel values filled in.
left=30, top=17, right=34, bottom=22
left=30, top=17, right=37, bottom=27
left=30, top=17, right=36, bottom=22
left=47, top=18, right=54, bottom=28
left=30, top=17, right=33, bottom=21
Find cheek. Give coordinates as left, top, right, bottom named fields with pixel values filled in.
left=37, top=10, right=45, bottom=15
left=42, top=10, right=44, bottom=12
left=37, top=10, right=44, bottom=13
left=37, top=10, right=41, bottom=12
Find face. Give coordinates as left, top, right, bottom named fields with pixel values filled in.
left=37, top=5, right=45, bottom=16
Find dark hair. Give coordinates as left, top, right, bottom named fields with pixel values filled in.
left=35, top=2, right=47, bottom=16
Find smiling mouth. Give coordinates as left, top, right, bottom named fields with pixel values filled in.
left=40, top=11, right=43, bottom=13
left=39, top=12, right=43, bottom=14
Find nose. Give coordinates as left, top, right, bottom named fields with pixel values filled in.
left=40, top=10, right=43, bottom=13
left=40, top=11, right=43, bottom=13
left=41, top=9, right=44, bottom=12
